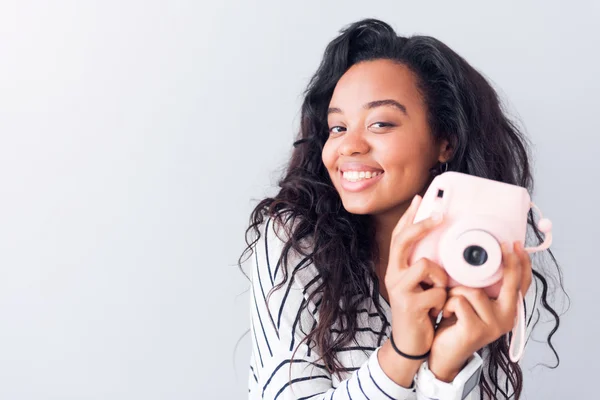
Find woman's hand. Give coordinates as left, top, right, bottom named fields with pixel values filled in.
left=427, top=241, right=533, bottom=382
left=378, top=194, right=449, bottom=386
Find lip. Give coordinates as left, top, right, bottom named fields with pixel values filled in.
left=339, top=169, right=384, bottom=192
left=339, top=162, right=384, bottom=173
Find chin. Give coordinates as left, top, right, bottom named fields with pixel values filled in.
left=343, top=196, right=411, bottom=219
left=340, top=198, right=379, bottom=215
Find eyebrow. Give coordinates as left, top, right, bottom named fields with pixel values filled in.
left=327, top=99, right=408, bottom=116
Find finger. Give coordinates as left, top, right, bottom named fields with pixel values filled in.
left=392, top=194, right=422, bottom=234
left=497, top=242, right=521, bottom=319
left=515, top=241, right=533, bottom=295
left=399, top=194, right=424, bottom=226
left=416, top=287, right=448, bottom=316
left=400, top=258, right=449, bottom=289
left=442, top=295, right=481, bottom=327
left=498, top=242, right=521, bottom=299
left=391, top=214, right=444, bottom=269
left=448, top=286, right=495, bottom=326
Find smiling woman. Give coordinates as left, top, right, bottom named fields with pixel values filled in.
left=239, top=18, right=563, bottom=400
left=322, top=60, right=450, bottom=220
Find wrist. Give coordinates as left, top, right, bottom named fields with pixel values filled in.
left=378, top=340, right=423, bottom=387
left=415, top=353, right=483, bottom=400
left=428, top=356, right=469, bottom=382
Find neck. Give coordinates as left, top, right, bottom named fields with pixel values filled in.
left=372, top=200, right=412, bottom=279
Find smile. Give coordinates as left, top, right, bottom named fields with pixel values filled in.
left=342, top=170, right=383, bottom=182
left=339, top=170, right=384, bottom=192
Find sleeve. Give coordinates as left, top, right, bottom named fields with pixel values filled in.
left=248, top=216, right=417, bottom=400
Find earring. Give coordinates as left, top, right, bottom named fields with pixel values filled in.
left=429, top=162, right=449, bottom=176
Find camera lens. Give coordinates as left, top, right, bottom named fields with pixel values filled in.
left=463, top=245, right=488, bottom=266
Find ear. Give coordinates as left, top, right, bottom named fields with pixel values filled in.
left=437, top=139, right=453, bottom=163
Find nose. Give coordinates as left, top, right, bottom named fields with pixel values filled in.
left=338, top=129, right=370, bottom=156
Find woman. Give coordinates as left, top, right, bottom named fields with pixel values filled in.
left=240, top=18, right=562, bottom=399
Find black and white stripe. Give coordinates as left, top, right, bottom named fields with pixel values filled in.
left=247, top=216, right=525, bottom=399
left=247, top=216, right=419, bottom=400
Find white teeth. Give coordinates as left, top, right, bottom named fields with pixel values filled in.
left=342, top=170, right=382, bottom=182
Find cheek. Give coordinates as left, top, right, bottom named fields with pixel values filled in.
left=382, top=135, right=434, bottom=168
left=376, top=140, right=436, bottom=190
left=379, top=140, right=423, bottom=171
left=321, top=141, right=336, bottom=170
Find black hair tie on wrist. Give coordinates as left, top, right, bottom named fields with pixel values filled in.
left=390, top=332, right=431, bottom=360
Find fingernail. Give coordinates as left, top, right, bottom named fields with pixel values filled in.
left=431, top=212, right=443, bottom=222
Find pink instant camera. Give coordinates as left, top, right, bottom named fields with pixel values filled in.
left=409, top=171, right=553, bottom=361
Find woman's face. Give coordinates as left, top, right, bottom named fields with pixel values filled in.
left=322, top=59, right=449, bottom=216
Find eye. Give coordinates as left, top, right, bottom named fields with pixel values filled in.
left=328, top=122, right=396, bottom=135
left=328, top=126, right=346, bottom=134
left=371, top=122, right=395, bottom=129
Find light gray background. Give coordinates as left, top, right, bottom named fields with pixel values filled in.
left=0, top=1, right=598, bottom=399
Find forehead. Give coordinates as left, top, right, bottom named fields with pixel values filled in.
left=329, top=59, right=423, bottom=111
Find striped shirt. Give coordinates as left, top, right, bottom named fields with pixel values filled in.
left=248, top=215, right=528, bottom=399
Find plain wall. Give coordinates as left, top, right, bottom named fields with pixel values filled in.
left=0, top=1, right=598, bottom=399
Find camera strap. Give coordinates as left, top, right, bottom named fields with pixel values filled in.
left=508, top=291, right=526, bottom=362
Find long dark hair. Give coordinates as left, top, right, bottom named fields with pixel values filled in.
left=239, top=18, right=565, bottom=399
